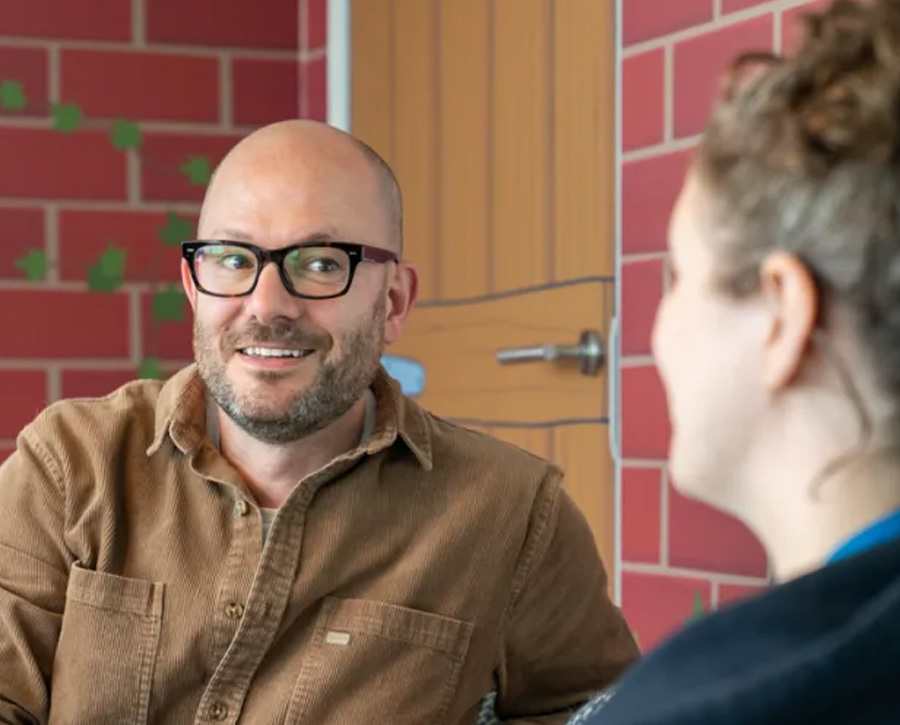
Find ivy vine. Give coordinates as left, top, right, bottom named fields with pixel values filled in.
left=1, top=78, right=213, bottom=380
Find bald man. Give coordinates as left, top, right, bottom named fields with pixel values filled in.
left=0, top=121, right=637, bottom=724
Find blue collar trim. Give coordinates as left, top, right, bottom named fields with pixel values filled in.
left=827, top=508, right=900, bottom=564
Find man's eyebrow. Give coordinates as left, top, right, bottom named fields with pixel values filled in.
left=205, top=229, right=341, bottom=244
left=292, top=231, right=340, bottom=244
left=208, top=228, right=253, bottom=241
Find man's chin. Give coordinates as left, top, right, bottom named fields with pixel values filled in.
left=228, top=392, right=302, bottom=420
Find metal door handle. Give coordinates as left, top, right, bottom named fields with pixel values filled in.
left=496, top=329, right=605, bottom=376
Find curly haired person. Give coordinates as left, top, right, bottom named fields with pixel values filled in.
left=575, top=1, right=900, bottom=722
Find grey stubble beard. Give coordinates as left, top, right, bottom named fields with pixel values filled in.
left=195, top=294, right=386, bottom=444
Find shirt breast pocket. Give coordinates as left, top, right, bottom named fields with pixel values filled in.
left=50, top=564, right=164, bottom=725
left=286, top=597, right=474, bottom=724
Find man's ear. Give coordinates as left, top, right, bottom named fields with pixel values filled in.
left=759, top=251, right=819, bottom=391
left=181, top=259, right=199, bottom=313
left=383, top=262, right=418, bottom=346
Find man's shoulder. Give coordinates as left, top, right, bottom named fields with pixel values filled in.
left=22, top=376, right=167, bottom=453
left=414, top=406, right=562, bottom=503
left=425, top=411, right=556, bottom=472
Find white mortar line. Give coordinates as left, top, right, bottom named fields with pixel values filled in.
left=127, top=151, right=141, bottom=206
left=621, top=561, right=770, bottom=587
left=622, top=135, right=700, bottom=162
left=711, top=580, right=721, bottom=609
left=660, top=466, right=670, bottom=565
left=621, top=251, right=669, bottom=264
left=0, top=35, right=300, bottom=60
left=129, top=288, right=142, bottom=362
left=620, top=459, right=668, bottom=469
left=47, top=43, right=60, bottom=103
left=0, top=117, right=52, bottom=129
left=0, top=115, right=251, bottom=136
left=620, top=355, right=656, bottom=368
left=0, top=279, right=168, bottom=292
left=0, top=198, right=201, bottom=213
left=132, top=0, right=146, bottom=46
left=0, top=359, right=191, bottom=370
left=301, top=47, right=327, bottom=63
left=774, top=5, right=784, bottom=55
left=663, top=44, right=674, bottom=143
left=622, top=0, right=823, bottom=58
left=44, top=203, right=59, bottom=282
left=219, top=52, right=233, bottom=129
left=46, top=364, right=61, bottom=403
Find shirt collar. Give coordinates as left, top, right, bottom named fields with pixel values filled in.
left=828, top=507, right=900, bottom=564
left=146, top=363, right=433, bottom=471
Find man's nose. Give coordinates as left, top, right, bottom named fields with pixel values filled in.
left=244, top=263, right=306, bottom=323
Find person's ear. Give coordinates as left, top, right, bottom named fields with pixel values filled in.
left=759, top=251, right=819, bottom=390
left=181, top=259, right=199, bottom=313
left=383, top=262, right=418, bottom=346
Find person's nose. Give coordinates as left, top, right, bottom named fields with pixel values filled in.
left=244, top=262, right=306, bottom=324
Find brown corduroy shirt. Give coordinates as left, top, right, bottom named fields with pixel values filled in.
left=0, top=365, right=638, bottom=724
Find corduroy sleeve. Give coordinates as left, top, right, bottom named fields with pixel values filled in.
left=0, top=429, right=72, bottom=725
left=496, top=471, right=640, bottom=723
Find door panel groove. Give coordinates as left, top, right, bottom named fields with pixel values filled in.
left=416, top=275, right=614, bottom=308
left=454, top=417, right=609, bottom=428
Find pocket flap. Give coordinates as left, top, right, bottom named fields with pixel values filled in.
left=67, top=563, right=163, bottom=617
left=323, top=597, right=473, bottom=661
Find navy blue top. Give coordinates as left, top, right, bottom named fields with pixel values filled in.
left=573, top=536, right=900, bottom=724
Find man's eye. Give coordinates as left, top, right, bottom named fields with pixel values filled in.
left=305, top=257, right=341, bottom=274
left=220, top=254, right=253, bottom=270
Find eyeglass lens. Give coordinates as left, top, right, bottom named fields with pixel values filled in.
left=193, top=244, right=352, bottom=297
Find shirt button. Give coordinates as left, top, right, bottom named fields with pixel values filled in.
left=224, top=602, right=244, bottom=620
left=209, top=702, right=228, bottom=721
left=234, top=499, right=249, bottom=517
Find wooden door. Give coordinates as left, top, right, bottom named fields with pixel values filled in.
left=351, top=0, right=617, bottom=582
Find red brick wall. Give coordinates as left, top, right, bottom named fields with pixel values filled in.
left=0, top=0, right=326, bottom=463
left=618, top=0, right=825, bottom=650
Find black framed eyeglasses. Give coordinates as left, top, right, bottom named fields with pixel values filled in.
left=181, top=240, right=399, bottom=299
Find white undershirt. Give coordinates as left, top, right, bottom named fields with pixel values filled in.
left=207, top=390, right=377, bottom=544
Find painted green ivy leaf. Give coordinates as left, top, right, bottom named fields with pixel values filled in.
left=685, top=592, right=707, bottom=625
left=180, top=155, right=212, bottom=186
left=0, top=80, right=27, bottom=111
left=138, top=357, right=163, bottom=380
left=152, top=285, right=186, bottom=322
left=14, top=249, right=47, bottom=281
left=110, top=119, right=142, bottom=150
left=52, top=103, right=83, bottom=133
left=87, top=246, right=126, bottom=292
left=158, top=212, right=192, bottom=247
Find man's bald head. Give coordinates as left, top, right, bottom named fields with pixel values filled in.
left=200, top=120, right=403, bottom=252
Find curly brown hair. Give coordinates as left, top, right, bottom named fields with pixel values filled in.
left=697, top=0, right=900, bottom=397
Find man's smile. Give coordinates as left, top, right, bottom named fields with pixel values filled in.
left=238, top=346, right=315, bottom=359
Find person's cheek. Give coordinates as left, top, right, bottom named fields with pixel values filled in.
left=651, top=296, right=675, bottom=381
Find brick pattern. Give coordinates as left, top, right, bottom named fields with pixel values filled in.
left=618, top=0, right=824, bottom=652
left=0, top=1, right=326, bottom=451
left=0, top=0, right=132, bottom=42
left=0, top=46, right=47, bottom=119
left=622, top=49, right=665, bottom=152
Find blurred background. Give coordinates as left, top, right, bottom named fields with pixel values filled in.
left=0, top=0, right=824, bottom=652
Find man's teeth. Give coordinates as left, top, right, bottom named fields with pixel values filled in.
left=242, top=347, right=310, bottom=358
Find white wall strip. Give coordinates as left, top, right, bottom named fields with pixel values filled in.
left=327, top=0, right=351, bottom=131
